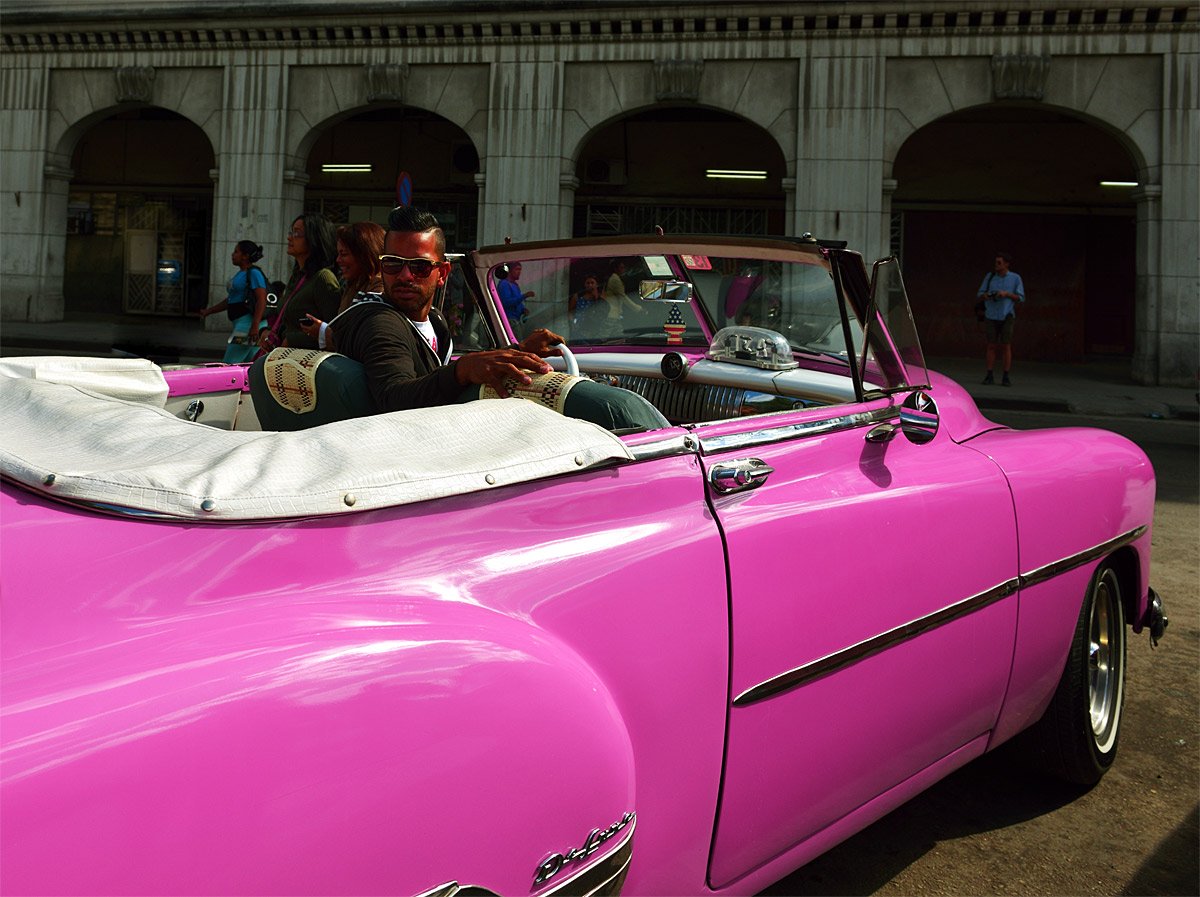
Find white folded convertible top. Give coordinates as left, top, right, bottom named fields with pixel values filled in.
left=0, top=359, right=633, bottom=521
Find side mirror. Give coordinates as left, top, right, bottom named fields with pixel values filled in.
left=639, top=280, right=693, bottom=303
left=900, top=390, right=939, bottom=445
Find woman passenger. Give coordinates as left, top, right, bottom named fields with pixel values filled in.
left=300, top=221, right=385, bottom=351
left=258, top=213, right=340, bottom=353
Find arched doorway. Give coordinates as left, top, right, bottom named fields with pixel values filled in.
left=303, top=107, right=480, bottom=251
left=67, top=107, right=214, bottom=317
left=573, top=107, right=787, bottom=237
left=892, top=106, right=1139, bottom=362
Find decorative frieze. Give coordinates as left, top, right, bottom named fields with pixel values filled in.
left=365, top=63, right=408, bottom=103
left=114, top=65, right=155, bottom=103
left=991, top=54, right=1050, bottom=101
left=654, top=60, right=703, bottom=103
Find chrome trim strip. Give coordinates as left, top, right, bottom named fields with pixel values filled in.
left=1019, top=526, right=1146, bottom=589
left=414, top=883, right=500, bottom=897
left=733, top=526, right=1149, bottom=708
left=733, top=579, right=1020, bottom=706
left=541, top=820, right=636, bottom=897
left=626, top=434, right=697, bottom=461
left=698, top=406, right=898, bottom=454
left=415, top=820, right=635, bottom=897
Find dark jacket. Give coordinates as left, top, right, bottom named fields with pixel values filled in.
left=334, top=301, right=462, bottom=412
left=279, top=266, right=341, bottom=349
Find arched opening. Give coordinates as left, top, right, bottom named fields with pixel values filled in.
left=303, top=107, right=480, bottom=251
left=573, top=107, right=787, bottom=237
left=892, top=106, right=1139, bottom=362
left=67, top=107, right=215, bottom=317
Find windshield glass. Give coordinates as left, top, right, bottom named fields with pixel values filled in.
left=489, top=255, right=710, bottom=347
left=485, top=251, right=856, bottom=362
left=437, top=256, right=498, bottom=353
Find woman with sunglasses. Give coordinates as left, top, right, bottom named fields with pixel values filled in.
left=258, top=213, right=340, bottom=353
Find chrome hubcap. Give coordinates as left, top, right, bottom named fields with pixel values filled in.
left=1088, top=573, right=1120, bottom=747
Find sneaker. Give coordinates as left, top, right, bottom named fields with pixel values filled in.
left=1001, top=374, right=1012, bottom=387
left=982, top=372, right=994, bottom=385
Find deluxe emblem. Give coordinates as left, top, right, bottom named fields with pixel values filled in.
left=533, top=811, right=635, bottom=886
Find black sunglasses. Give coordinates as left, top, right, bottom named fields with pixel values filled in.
left=380, top=255, right=440, bottom=279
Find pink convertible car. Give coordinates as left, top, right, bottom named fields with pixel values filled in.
left=0, top=235, right=1167, bottom=896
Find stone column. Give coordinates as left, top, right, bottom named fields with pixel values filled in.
left=34, top=158, right=73, bottom=322
left=881, top=178, right=899, bottom=262
left=1131, top=184, right=1162, bottom=385
left=478, top=61, right=565, bottom=245
left=0, top=62, right=60, bottom=322
left=793, top=55, right=884, bottom=254
left=780, top=177, right=797, bottom=240
left=205, top=57, right=293, bottom=327
left=1152, top=48, right=1200, bottom=386
left=558, top=170, right=580, bottom=239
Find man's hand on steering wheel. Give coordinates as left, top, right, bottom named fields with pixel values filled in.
left=454, top=348, right=551, bottom=397
left=517, top=328, right=567, bottom=357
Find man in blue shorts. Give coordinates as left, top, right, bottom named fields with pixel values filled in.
left=977, top=251, right=1025, bottom=386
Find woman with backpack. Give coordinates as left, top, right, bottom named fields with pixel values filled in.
left=198, top=240, right=270, bottom=364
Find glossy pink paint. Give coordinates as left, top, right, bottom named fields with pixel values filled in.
left=0, top=371, right=1158, bottom=897
left=164, top=364, right=250, bottom=396
left=1, top=452, right=729, bottom=896
left=702, top=397, right=1019, bottom=886
left=964, top=426, right=1156, bottom=747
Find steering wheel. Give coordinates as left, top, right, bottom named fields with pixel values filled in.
left=555, top=342, right=580, bottom=377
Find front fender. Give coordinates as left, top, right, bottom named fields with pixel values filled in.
left=964, top=426, right=1155, bottom=746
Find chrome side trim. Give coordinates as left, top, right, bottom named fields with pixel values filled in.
left=1019, top=525, right=1146, bottom=589
left=732, top=579, right=1020, bottom=706
left=541, top=820, right=636, bottom=897
left=698, top=406, right=898, bottom=454
left=627, top=434, right=697, bottom=461
left=733, top=526, right=1149, bottom=708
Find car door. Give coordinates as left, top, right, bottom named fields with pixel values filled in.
left=705, top=255, right=1020, bottom=888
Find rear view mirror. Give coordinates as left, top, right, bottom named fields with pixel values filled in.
left=639, top=280, right=693, bottom=303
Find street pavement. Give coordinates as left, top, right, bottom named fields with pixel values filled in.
left=1, top=313, right=1197, bottom=423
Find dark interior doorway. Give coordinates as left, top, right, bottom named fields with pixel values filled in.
left=893, top=107, right=1138, bottom=362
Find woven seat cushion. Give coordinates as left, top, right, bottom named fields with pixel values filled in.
left=249, top=348, right=375, bottom=431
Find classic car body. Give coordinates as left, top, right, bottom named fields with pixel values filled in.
left=0, top=235, right=1165, bottom=896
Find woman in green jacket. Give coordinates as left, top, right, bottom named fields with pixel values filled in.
left=259, top=213, right=340, bottom=352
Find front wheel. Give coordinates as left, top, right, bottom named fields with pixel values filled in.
left=1022, top=562, right=1127, bottom=785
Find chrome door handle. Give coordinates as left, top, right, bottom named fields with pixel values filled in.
left=865, top=423, right=898, bottom=443
left=709, top=458, right=774, bottom=494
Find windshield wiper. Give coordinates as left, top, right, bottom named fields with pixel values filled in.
left=791, top=346, right=850, bottom=365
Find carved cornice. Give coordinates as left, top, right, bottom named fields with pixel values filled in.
left=4, top=6, right=1193, bottom=52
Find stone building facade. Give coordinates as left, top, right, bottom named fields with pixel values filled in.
left=1, top=0, right=1196, bottom=384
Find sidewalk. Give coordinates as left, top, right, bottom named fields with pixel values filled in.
left=2, top=314, right=1196, bottom=422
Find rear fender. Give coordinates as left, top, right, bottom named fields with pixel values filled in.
left=0, top=594, right=634, bottom=897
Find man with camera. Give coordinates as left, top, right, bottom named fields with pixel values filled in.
left=976, top=251, right=1026, bottom=386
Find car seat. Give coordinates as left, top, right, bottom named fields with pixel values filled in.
left=248, top=348, right=375, bottom=431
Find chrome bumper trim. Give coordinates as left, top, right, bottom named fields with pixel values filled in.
left=734, top=526, right=1149, bottom=708
left=541, top=820, right=635, bottom=897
